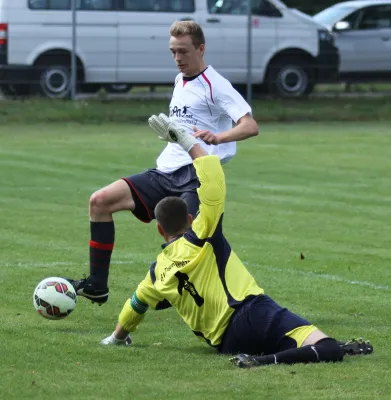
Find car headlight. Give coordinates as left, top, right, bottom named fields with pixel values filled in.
left=318, top=29, right=334, bottom=44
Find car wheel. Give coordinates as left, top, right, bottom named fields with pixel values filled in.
left=104, top=83, right=132, bottom=94
left=33, top=60, right=72, bottom=99
left=267, top=58, right=314, bottom=98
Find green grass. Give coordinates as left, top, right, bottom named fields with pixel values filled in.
left=315, top=82, right=391, bottom=93
left=3, top=97, right=391, bottom=124
left=0, top=122, right=390, bottom=399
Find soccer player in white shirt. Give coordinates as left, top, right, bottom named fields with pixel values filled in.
left=68, top=21, right=259, bottom=305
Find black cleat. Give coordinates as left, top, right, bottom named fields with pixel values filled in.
left=338, top=338, right=374, bottom=356
left=65, top=277, right=109, bottom=305
left=230, top=354, right=260, bottom=369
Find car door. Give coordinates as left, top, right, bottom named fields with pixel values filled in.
left=76, top=0, right=118, bottom=82
left=205, top=0, right=279, bottom=83
left=117, top=0, right=197, bottom=84
left=335, top=5, right=391, bottom=73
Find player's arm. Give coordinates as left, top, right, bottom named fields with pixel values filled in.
left=148, top=114, right=226, bottom=239
left=187, top=146, right=226, bottom=240
left=101, top=268, right=171, bottom=345
left=193, top=85, right=259, bottom=145
left=214, top=113, right=259, bottom=144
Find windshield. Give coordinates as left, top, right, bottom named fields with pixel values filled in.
left=314, top=6, right=355, bottom=25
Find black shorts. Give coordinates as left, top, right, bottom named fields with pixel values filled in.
left=218, top=295, right=312, bottom=356
left=122, top=164, right=200, bottom=223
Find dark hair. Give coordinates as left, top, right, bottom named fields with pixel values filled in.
left=170, top=21, right=206, bottom=48
left=155, top=197, right=190, bottom=236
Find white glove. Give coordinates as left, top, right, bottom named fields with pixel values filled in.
left=100, top=332, right=132, bottom=346
left=148, top=113, right=197, bottom=152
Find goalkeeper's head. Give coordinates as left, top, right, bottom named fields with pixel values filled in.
left=155, top=197, right=193, bottom=241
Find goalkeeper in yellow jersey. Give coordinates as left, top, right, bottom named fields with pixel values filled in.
left=100, top=114, right=373, bottom=368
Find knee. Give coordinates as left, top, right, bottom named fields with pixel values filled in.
left=90, top=190, right=110, bottom=214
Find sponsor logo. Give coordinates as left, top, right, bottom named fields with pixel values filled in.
left=169, top=105, right=197, bottom=126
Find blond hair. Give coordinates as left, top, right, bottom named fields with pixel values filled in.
left=170, top=21, right=205, bottom=48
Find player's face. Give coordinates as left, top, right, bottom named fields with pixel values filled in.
left=169, top=35, right=205, bottom=77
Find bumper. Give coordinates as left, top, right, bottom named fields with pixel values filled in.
left=0, top=64, right=34, bottom=85
left=315, top=41, right=340, bottom=82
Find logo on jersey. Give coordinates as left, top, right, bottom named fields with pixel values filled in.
left=169, top=105, right=197, bottom=126
left=171, top=105, right=190, bottom=117
left=175, top=271, right=204, bottom=307
left=160, top=260, right=189, bottom=282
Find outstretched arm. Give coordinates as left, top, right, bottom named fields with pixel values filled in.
left=101, top=269, right=171, bottom=345
left=189, top=154, right=226, bottom=240
left=148, top=114, right=226, bottom=238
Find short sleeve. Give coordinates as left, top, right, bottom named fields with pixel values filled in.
left=215, top=82, right=252, bottom=123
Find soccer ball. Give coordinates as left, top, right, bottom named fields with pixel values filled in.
left=33, top=277, right=77, bottom=320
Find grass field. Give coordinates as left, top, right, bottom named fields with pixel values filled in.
left=1, top=122, right=390, bottom=399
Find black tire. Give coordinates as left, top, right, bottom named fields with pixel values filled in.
left=104, top=83, right=132, bottom=94
left=267, top=58, right=314, bottom=98
left=33, top=58, right=73, bottom=99
left=1, top=83, right=30, bottom=98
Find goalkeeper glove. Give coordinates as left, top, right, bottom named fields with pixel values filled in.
left=148, top=113, right=197, bottom=152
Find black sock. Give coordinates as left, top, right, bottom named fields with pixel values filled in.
left=89, top=221, right=115, bottom=288
left=254, top=338, right=344, bottom=366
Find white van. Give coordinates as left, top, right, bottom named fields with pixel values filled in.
left=0, top=0, right=339, bottom=98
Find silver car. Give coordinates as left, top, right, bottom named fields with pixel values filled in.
left=314, top=0, right=391, bottom=80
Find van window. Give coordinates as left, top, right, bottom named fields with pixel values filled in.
left=28, top=0, right=114, bottom=10
left=208, top=0, right=280, bottom=17
left=51, top=0, right=70, bottom=9
left=78, top=0, right=113, bottom=10
left=28, top=0, right=49, bottom=8
left=123, top=0, right=194, bottom=13
left=208, top=0, right=246, bottom=15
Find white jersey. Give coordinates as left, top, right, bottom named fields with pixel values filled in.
left=156, top=66, right=252, bottom=173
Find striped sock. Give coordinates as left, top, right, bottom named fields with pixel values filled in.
left=89, top=221, right=115, bottom=288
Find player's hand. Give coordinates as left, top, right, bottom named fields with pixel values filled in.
left=192, top=126, right=220, bottom=145
left=148, top=113, right=174, bottom=142
left=148, top=113, right=183, bottom=143
left=100, top=332, right=132, bottom=346
left=148, top=113, right=196, bottom=152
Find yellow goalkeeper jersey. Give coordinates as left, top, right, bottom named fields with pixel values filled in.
left=132, top=155, right=264, bottom=347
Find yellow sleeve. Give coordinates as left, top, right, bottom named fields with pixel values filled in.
left=190, top=155, right=226, bottom=240
left=118, top=299, right=145, bottom=332
left=118, top=269, right=172, bottom=332
left=135, top=270, right=171, bottom=310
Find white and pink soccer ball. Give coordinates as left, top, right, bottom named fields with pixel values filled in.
left=33, top=277, right=77, bottom=320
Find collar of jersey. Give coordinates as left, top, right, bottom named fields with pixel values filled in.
left=161, top=234, right=184, bottom=249
left=182, top=66, right=209, bottom=82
